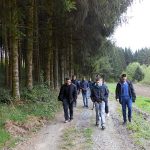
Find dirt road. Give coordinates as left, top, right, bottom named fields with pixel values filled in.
left=13, top=94, right=141, bottom=150
left=134, top=84, right=150, bottom=97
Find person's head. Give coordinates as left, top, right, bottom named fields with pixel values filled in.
left=82, top=77, right=86, bottom=81
left=65, top=77, right=71, bottom=85
left=72, top=75, right=76, bottom=80
left=96, top=77, right=103, bottom=86
left=120, top=74, right=127, bottom=83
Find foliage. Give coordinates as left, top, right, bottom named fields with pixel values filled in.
left=64, top=0, right=76, bottom=12
left=127, top=112, right=150, bottom=148
left=125, top=62, right=140, bottom=81
left=0, top=88, right=12, bottom=104
left=140, top=65, right=150, bottom=85
left=134, top=48, right=150, bottom=65
left=0, top=129, right=10, bottom=148
left=133, top=66, right=144, bottom=82
left=0, top=85, right=61, bottom=147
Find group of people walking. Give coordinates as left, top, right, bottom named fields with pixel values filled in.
left=58, top=74, right=136, bottom=129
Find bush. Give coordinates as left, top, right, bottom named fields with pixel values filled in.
left=126, top=62, right=140, bottom=81
left=0, top=88, right=12, bottom=104
left=140, top=65, right=150, bottom=85
left=21, top=84, right=51, bottom=102
left=133, top=66, right=144, bottom=82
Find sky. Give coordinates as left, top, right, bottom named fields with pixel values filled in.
left=112, top=0, right=150, bottom=52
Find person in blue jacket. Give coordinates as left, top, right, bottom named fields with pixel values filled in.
left=71, top=75, right=80, bottom=107
left=80, top=77, right=89, bottom=108
left=115, top=74, right=136, bottom=125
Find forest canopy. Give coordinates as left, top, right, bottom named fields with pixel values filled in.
left=0, top=0, right=134, bottom=99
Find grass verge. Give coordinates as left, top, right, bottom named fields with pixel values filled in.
left=0, top=84, right=61, bottom=149
left=135, top=96, right=150, bottom=113
left=127, top=112, right=150, bottom=149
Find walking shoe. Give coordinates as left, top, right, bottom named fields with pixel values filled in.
left=102, top=126, right=106, bottom=130
left=128, top=118, right=131, bottom=122
left=106, top=113, right=110, bottom=117
left=64, top=120, right=69, bottom=123
left=95, top=122, right=99, bottom=126
left=122, top=121, right=127, bottom=125
left=69, top=118, right=73, bottom=122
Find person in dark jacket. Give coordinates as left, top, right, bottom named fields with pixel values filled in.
left=58, top=78, right=77, bottom=123
left=103, top=80, right=109, bottom=117
left=80, top=77, right=89, bottom=108
left=115, top=74, right=136, bottom=125
left=91, top=77, right=109, bottom=130
left=71, top=75, right=80, bottom=107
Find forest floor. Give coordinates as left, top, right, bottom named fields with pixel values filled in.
left=5, top=84, right=150, bottom=150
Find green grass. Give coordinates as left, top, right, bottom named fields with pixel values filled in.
left=61, top=127, right=93, bottom=150
left=135, top=96, right=150, bottom=113
left=127, top=112, right=150, bottom=148
left=0, top=129, right=10, bottom=148
left=107, top=83, right=116, bottom=94
left=0, top=85, right=61, bottom=148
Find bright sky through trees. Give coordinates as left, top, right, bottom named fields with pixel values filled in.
left=112, top=0, right=150, bottom=52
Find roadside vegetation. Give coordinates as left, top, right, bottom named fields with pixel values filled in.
left=108, top=83, right=150, bottom=149
left=0, top=84, right=60, bottom=148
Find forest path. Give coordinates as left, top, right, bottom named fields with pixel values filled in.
left=13, top=93, right=141, bottom=150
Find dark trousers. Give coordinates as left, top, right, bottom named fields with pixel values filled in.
left=105, top=99, right=109, bottom=114
left=121, top=97, right=132, bottom=122
left=63, top=99, right=74, bottom=120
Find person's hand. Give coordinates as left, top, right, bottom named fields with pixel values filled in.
left=116, top=98, right=119, bottom=102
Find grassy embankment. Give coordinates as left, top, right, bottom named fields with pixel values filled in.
left=0, top=84, right=61, bottom=149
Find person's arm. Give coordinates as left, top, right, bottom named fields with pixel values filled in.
left=90, top=88, right=95, bottom=102
left=58, top=85, right=64, bottom=101
left=129, top=82, right=136, bottom=102
left=73, top=85, right=78, bottom=100
left=115, top=83, right=119, bottom=100
left=104, top=85, right=109, bottom=99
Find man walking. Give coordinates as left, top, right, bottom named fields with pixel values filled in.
left=115, top=74, right=136, bottom=125
left=71, top=75, right=80, bottom=107
left=80, top=77, right=89, bottom=108
left=91, top=77, right=109, bottom=130
left=58, top=78, right=77, bottom=123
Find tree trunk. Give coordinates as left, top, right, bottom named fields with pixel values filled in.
left=33, top=0, right=40, bottom=83
left=26, top=0, right=34, bottom=90
left=11, top=0, right=20, bottom=99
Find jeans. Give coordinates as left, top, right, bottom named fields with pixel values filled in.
left=95, top=101, right=105, bottom=127
left=82, top=92, right=88, bottom=107
left=121, top=97, right=132, bottom=122
left=63, top=99, right=74, bottom=120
